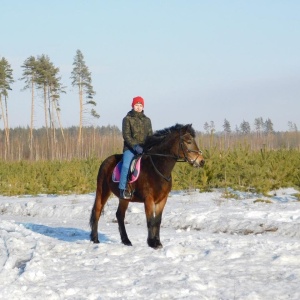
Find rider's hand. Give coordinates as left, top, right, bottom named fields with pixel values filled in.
left=134, top=144, right=143, bottom=154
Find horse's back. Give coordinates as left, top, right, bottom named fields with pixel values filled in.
left=98, top=154, right=122, bottom=175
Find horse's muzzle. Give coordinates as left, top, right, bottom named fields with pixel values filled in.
left=199, top=159, right=205, bottom=167
left=193, top=159, right=205, bottom=168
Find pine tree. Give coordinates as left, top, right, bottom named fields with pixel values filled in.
left=240, top=120, right=251, bottom=134
left=203, top=122, right=209, bottom=134
left=0, top=57, right=14, bottom=157
left=35, top=54, right=66, bottom=159
left=36, top=54, right=52, bottom=148
left=20, top=56, right=38, bottom=158
left=288, top=121, right=297, bottom=132
left=254, top=117, right=264, bottom=137
left=264, top=118, right=274, bottom=134
left=210, top=121, right=215, bottom=134
left=223, top=119, right=231, bottom=134
left=71, top=50, right=99, bottom=148
left=203, top=121, right=215, bottom=134
left=222, top=118, right=231, bottom=147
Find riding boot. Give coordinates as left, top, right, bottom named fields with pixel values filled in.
left=119, top=189, right=131, bottom=199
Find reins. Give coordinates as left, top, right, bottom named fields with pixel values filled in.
left=141, top=152, right=176, bottom=182
left=149, top=155, right=172, bottom=182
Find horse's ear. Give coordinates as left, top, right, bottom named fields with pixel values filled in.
left=185, top=124, right=195, bottom=137
left=184, top=124, right=193, bottom=132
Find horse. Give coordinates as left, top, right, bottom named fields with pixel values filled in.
left=89, top=123, right=205, bottom=249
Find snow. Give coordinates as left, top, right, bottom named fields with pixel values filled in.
left=0, top=188, right=300, bottom=300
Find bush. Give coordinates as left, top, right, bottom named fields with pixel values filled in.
left=0, top=148, right=299, bottom=195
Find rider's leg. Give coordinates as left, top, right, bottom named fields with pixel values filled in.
left=119, top=150, right=135, bottom=198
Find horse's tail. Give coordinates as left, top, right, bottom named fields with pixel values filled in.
left=89, top=201, right=96, bottom=230
left=89, top=162, right=105, bottom=230
left=89, top=163, right=102, bottom=231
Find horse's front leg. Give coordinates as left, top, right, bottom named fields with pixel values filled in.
left=116, top=199, right=132, bottom=246
left=145, top=198, right=167, bottom=249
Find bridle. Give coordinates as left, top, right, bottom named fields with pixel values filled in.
left=178, top=134, right=203, bottom=166
left=143, top=133, right=203, bottom=181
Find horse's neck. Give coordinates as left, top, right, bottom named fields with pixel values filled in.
left=149, top=138, right=179, bottom=173
left=150, top=153, right=177, bottom=176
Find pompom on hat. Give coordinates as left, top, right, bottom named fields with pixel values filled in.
left=132, top=96, right=144, bottom=108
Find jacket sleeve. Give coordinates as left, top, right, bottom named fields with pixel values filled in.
left=147, top=119, right=153, bottom=136
left=122, top=117, right=136, bottom=149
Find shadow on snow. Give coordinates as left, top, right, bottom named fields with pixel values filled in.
left=20, top=223, right=111, bottom=243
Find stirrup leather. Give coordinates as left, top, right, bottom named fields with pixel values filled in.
left=120, top=189, right=131, bottom=199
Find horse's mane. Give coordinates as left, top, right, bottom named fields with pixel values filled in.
left=144, top=123, right=195, bottom=151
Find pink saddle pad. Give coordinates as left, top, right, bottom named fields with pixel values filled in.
left=112, top=157, right=141, bottom=183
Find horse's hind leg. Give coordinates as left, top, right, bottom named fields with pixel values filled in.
left=90, top=182, right=111, bottom=243
left=145, top=198, right=167, bottom=249
left=116, top=199, right=132, bottom=246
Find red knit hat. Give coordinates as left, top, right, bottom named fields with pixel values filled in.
left=132, top=96, right=144, bottom=108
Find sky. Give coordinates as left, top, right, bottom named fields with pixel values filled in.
left=0, top=188, right=300, bottom=299
left=1, top=0, right=300, bottom=132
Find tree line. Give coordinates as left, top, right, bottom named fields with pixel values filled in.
left=204, top=118, right=298, bottom=135
left=0, top=50, right=99, bottom=160
left=0, top=124, right=299, bottom=161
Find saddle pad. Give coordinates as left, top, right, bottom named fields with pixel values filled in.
left=112, top=157, right=141, bottom=183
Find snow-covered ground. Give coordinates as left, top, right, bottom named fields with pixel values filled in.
left=0, top=188, right=299, bottom=300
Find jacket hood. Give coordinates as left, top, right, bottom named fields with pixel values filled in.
left=127, top=109, right=145, bottom=118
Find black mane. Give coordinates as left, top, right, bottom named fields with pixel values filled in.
left=144, top=123, right=195, bottom=150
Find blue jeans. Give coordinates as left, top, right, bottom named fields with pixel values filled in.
left=118, top=149, right=135, bottom=190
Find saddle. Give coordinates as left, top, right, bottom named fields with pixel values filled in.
left=112, top=156, right=142, bottom=183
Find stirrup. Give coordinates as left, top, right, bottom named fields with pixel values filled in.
left=120, top=189, right=131, bottom=199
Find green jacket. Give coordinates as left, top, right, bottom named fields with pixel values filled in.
left=122, top=109, right=153, bottom=151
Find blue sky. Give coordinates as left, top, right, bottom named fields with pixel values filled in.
left=1, top=0, right=300, bottom=132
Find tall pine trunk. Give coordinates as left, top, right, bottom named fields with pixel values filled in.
left=29, top=79, right=35, bottom=159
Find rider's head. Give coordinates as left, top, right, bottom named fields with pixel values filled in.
left=132, top=96, right=144, bottom=108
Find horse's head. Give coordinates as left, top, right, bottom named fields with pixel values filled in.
left=144, top=123, right=205, bottom=168
left=178, top=124, right=205, bottom=168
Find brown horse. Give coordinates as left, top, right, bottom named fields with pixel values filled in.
left=89, top=124, right=205, bottom=249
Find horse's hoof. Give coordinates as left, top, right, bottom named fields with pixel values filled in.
left=153, top=243, right=163, bottom=249
left=91, top=238, right=100, bottom=244
left=147, top=239, right=163, bottom=249
left=122, top=239, right=132, bottom=246
left=155, top=243, right=163, bottom=249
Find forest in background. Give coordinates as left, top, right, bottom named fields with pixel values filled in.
left=0, top=124, right=299, bottom=161
left=0, top=125, right=299, bottom=196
